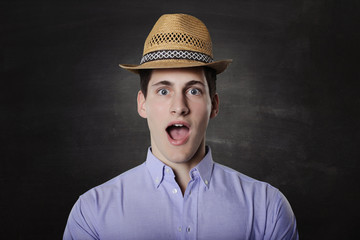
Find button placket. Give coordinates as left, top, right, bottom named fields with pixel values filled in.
left=162, top=170, right=183, bottom=239
left=181, top=174, right=199, bottom=239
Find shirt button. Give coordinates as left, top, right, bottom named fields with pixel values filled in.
left=204, top=180, right=208, bottom=185
left=166, top=168, right=170, bottom=173
left=172, top=188, right=178, bottom=194
left=178, top=226, right=182, bottom=232
left=186, top=226, right=191, bottom=233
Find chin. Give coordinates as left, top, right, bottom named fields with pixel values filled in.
left=166, top=149, right=193, bottom=164
left=167, top=143, right=203, bottom=164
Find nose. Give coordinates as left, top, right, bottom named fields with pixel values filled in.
left=170, top=93, right=189, bottom=116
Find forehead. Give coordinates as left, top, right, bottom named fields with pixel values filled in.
left=149, top=67, right=207, bottom=85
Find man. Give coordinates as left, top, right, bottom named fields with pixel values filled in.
left=64, top=13, right=298, bottom=239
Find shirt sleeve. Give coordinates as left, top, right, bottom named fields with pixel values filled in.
left=265, top=190, right=299, bottom=240
left=63, top=196, right=99, bottom=240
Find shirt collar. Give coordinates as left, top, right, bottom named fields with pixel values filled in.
left=145, top=146, right=214, bottom=189
left=192, top=146, right=214, bottom=189
left=145, top=147, right=166, bottom=188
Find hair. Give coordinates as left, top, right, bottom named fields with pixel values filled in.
left=139, top=67, right=217, bottom=102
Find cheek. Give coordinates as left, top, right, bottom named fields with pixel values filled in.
left=145, top=100, right=168, bottom=120
left=191, top=103, right=212, bottom=131
left=192, top=99, right=212, bottom=116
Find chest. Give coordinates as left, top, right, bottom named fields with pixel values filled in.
left=97, top=181, right=262, bottom=240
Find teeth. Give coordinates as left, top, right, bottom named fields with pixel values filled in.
left=174, top=124, right=183, bottom=127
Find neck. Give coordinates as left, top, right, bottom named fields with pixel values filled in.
left=158, top=142, right=206, bottom=195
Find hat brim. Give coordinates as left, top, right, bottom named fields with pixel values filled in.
left=119, top=59, right=232, bottom=74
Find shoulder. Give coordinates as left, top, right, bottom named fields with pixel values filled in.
left=212, top=162, right=293, bottom=217
left=63, top=163, right=150, bottom=239
left=79, top=163, right=148, bottom=204
left=213, top=162, right=280, bottom=196
left=212, top=162, right=298, bottom=239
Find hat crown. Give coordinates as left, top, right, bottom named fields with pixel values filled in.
left=119, top=13, right=232, bottom=75
left=143, top=14, right=213, bottom=58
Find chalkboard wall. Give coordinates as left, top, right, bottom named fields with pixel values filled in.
left=2, top=0, right=359, bottom=239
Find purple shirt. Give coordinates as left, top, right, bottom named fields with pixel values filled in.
left=64, top=147, right=298, bottom=240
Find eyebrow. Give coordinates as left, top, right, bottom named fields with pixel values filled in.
left=185, top=80, right=205, bottom=88
left=151, top=80, right=172, bottom=87
left=151, top=80, right=205, bottom=88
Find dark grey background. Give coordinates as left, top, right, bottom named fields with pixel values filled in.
left=2, top=0, right=359, bottom=239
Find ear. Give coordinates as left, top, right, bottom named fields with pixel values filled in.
left=137, top=90, right=147, bottom=118
left=210, top=93, right=219, bottom=119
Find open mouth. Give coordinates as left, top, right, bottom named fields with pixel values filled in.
left=166, top=123, right=190, bottom=144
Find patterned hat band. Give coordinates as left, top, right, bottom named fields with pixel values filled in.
left=119, top=14, right=232, bottom=74
left=140, top=50, right=213, bottom=65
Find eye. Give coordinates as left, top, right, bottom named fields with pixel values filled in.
left=158, top=88, right=169, bottom=96
left=187, top=88, right=201, bottom=95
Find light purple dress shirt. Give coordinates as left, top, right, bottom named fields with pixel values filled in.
left=64, top=147, right=298, bottom=240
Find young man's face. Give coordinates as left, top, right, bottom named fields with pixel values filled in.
left=137, top=67, right=219, bottom=166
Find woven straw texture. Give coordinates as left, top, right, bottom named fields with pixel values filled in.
left=143, top=14, right=213, bottom=57
left=119, top=13, right=232, bottom=74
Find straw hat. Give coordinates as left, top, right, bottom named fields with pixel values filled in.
left=119, top=13, right=232, bottom=74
